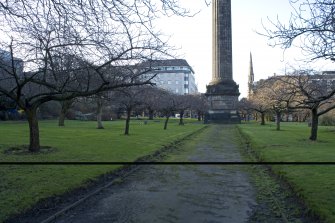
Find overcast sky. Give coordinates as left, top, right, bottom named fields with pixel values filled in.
left=157, top=0, right=334, bottom=97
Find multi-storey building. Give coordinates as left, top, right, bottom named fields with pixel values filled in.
left=249, top=71, right=335, bottom=95
left=140, top=59, right=198, bottom=95
left=0, top=49, right=24, bottom=76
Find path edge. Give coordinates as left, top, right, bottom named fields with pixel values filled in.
left=6, top=125, right=209, bottom=223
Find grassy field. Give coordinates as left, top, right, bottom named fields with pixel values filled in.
left=0, top=119, right=204, bottom=222
left=238, top=122, right=335, bottom=222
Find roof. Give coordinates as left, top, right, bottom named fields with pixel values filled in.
left=322, top=71, right=335, bottom=75
left=0, top=49, right=23, bottom=63
left=139, top=59, right=194, bottom=73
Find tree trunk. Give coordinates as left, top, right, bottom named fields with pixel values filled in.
left=260, top=112, right=265, bottom=125
left=58, top=100, right=73, bottom=127
left=179, top=110, right=184, bottom=125
left=124, top=108, right=131, bottom=135
left=96, top=98, right=104, bottom=129
left=58, top=111, right=66, bottom=127
left=309, top=108, right=319, bottom=141
left=26, top=107, right=40, bottom=152
left=164, top=115, right=170, bottom=130
left=276, top=111, right=281, bottom=131
left=197, top=111, right=201, bottom=121
left=148, top=109, right=154, bottom=120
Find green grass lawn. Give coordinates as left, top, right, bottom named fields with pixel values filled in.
left=238, top=122, right=335, bottom=222
left=0, top=118, right=204, bottom=222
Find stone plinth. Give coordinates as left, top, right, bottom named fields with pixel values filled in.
left=205, top=80, right=240, bottom=124
left=205, top=0, right=240, bottom=124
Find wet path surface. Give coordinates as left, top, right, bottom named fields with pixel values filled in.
left=54, top=125, right=258, bottom=223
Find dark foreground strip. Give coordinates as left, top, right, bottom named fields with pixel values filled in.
left=1, top=161, right=335, bottom=165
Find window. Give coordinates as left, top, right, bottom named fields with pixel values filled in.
left=168, top=80, right=171, bottom=84
left=176, top=89, right=179, bottom=93
left=160, top=81, right=164, bottom=84
left=185, top=88, right=189, bottom=94
left=185, top=73, right=189, bottom=77
left=176, top=80, right=179, bottom=84
left=185, top=81, right=189, bottom=85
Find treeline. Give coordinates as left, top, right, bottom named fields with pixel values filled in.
left=0, top=0, right=200, bottom=152
left=239, top=70, right=335, bottom=141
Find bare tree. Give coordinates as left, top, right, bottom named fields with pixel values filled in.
left=174, top=94, right=193, bottom=125
left=238, top=98, right=253, bottom=122
left=139, top=86, right=164, bottom=120
left=261, top=0, right=335, bottom=60
left=0, top=0, right=193, bottom=152
left=280, top=70, right=335, bottom=140
left=156, top=91, right=178, bottom=130
left=58, top=99, right=75, bottom=127
left=190, top=94, right=210, bottom=121
left=257, top=77, right=293, bottom=130
left=292, top=108, right=310, bottom=122
left=96, top=95, right=105, bottom=129
left=113, top=86, right=147, bottom=135
left=248, top=87, right=271, bottom=125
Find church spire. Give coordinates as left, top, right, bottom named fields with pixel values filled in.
left=248, top=52, right=254, bottom=98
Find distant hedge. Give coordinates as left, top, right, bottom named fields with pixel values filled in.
left=320, top=114, right=335, bottom=126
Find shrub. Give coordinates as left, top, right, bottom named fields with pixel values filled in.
left=320, top=114, right=335, bottom=126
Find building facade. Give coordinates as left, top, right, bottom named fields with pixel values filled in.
left=0, top=49, right=24, bottom=76
left=250, top=71, right=335, bottom=95
left=140, top=59, right=198, bottom=95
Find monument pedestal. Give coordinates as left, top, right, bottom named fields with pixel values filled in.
left=205, top=80, right=240, bottom=124
left=206, top=0, right=240, bottom=124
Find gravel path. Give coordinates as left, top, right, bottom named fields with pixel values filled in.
left=52, top=125, right=258, bottom=223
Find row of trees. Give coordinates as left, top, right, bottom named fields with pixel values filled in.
left=240, top=70, right=335, bottom=141
left=0, top=0, right=203, bottom=152
left=69, top=86, right=209, bottom=135
left=242, top=0, right=335, bottom=141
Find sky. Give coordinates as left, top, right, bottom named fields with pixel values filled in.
left=156, top=0, right=335, bottom=98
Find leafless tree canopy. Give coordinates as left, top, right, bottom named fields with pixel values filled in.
left=0, top=0, right=194, bottom=151
left=247, top=69, right=335, bottom=139
left=262, top=0, right=335, bottom=60
left=279, top=70, right=335, bottom=114
left=0, top=0, right=192, bottom=104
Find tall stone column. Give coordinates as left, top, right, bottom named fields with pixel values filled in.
left=205, top=0, right=240, bottom=124
left=212, top=0, right=233, bottom=83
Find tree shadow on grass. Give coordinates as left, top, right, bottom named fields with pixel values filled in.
left=3, top=145, right=57, bottom=155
